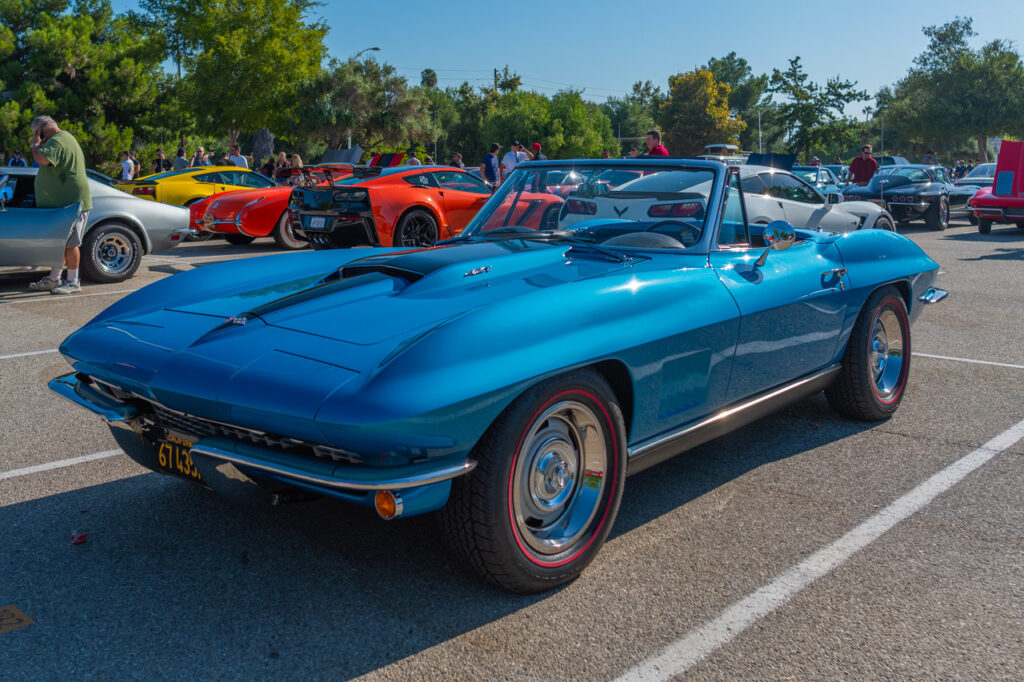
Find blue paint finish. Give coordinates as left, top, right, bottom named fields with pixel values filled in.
left=53, top=159, right=944, bottom=519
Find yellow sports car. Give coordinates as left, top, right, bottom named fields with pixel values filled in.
left=115, top=166, right=278, bottom=206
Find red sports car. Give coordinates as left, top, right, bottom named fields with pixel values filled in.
left=969, top=140, right=1024, bottom=234
left=290, top=166, right=497, bottom=248
left=194, top=166, right=353, bottom=248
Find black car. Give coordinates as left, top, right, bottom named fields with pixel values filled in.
left=843, top=165, right=975, bottom=230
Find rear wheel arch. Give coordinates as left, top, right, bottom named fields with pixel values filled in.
left=392, top=205, right=441, bottom=246
left=88, top=217, right=150, bottom=254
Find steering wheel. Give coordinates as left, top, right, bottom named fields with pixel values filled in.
left=643, top=219, right=702, bottom=246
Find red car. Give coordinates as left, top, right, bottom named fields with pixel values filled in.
left=969, top=140, right=1024, bottom=234
left=193, top=166, right=353, bottom=248
left=290, top=166, right=496, bottom=248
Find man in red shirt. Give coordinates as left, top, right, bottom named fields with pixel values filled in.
left=849, top=144, right=879, bottom=185
left=645, top=129, right=670, bottom=156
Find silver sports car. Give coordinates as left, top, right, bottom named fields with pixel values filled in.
left=0, top=167, right=191, bottom=283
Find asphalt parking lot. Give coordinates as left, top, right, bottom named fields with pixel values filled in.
left=2, top=223, right=1022, bottom=680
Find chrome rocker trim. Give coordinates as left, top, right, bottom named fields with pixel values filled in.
left=626, top=364, right=841, bottom=475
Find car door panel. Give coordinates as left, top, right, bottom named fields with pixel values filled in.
left=0, top=203, right=80, bottom=266
left=710, top=241, right=850, bottom=402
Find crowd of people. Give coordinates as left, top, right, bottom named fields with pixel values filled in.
left=107, top=144, right=260, bottom=181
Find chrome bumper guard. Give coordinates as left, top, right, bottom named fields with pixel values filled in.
left=173, top=228, right=199, bottom=237
left=49, top=373, right=476, bottom=492
left=918, top=287, right=949, bottom=304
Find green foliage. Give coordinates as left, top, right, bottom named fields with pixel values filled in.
left=658, top=69, right=745, bottom=155
left=703, top=52, right=782, bottom=152
left=769, top=56, right=866, bottom=160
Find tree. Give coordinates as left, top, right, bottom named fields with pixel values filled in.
left=703, top=52, right=781, bottom=152
left=294, top=58, right=433, bottom=151
left=884, top=17, right=1024, bottom=160
left=658, top=69, right=745, bottom=155
left=142, top=0, right=327, bottom=145
left=769, top=56, right=866, bottom=160
left=0, top=0, right=166, bottom=164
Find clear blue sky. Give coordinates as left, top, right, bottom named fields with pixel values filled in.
left=112, top=0, right=1023, bottom=118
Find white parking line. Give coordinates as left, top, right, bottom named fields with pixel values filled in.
left=0, top=450, right=123, bottom=482
left=913, top=352, right=1024, bottom=370
left=0, top=348, right=59, bottom=361
left=0, top=288, right=138, bottom=305
left=617, top=415, right=1024, bottom=682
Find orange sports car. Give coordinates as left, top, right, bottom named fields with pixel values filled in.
left=191, top=166, right=353, bottom=248
left=290, top=166, right=498, bottom=248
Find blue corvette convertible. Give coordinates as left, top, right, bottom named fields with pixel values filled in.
left=50, top=158, right=946, bottom=593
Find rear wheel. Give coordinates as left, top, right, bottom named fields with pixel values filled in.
left=394, top=209, right=438, bottom=248
left=924, top=196, right=949, bottom=230
left=978, top=218, right=992, bottom=234
left=873, top=216, right=895, bottom=232
left=440, top=369, right=626, bottom=593
left=272, top=211, right=307, bottom=250
left=224, top=234, right=255, bottom=245
left=826, top=286, right=910, bottom=421
left=80, top=222, right=143, bottom=283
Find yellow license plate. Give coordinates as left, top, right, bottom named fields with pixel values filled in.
left=156, top=432, right=202, bottom=482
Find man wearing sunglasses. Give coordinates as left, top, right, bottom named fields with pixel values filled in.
left=849, top=144, right=879, bottom=186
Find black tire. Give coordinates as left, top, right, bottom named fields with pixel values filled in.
left=80, top=222, right=143, bottom=283
left=1016, top=222, right=1024, bottom=232
left=968, top=214, right=978, bottom=225
left=826, top=286, right=910, bottom=421
left=540, top=204, right=560, bottom=230
left=439, top=369, right=627, bottom=593
left=224, top=234, right=255, bottom=245
left=272, top=211, right=307, bottom=250
left=394, top=209, right=439, bottom=248
left=978, top=218, right=992, bottom=234
left=924, top=195, right=949, bottom=230
left=873, top=216, right=895, bottom=232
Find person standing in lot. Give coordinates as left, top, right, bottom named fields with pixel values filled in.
left=922, top=150, right=938, bottom=165
left=117, top=151, right=134, bottom=180
left=450, top=152, right=464, bottom=168
left=8, top=149, right=27, bottom=166
left=229, top=145, right=248, bottom=168
left=501, top=141, right=530, bottom=175
left=26, top=115, right=91, bottom=295
left=406, top=150, right=422, bottom=166
left=645, top=130, right=669, bottom=156
left=151, top=148, right=172, bottom=174
left=190, top=146, right=209, bottom=167
left=129, top=150, right=141, bottom=178
left=481, top=143, right=502, bottom=186
left=172, top=147, right=189, bottom=171
left=530, top=142, right=547, bottom=160
left=848, top=144, right=879, bottom=186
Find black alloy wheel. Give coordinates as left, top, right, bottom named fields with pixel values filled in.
left=925, top=195, right=949, bottom=230
left=395, top=209, right=439, bottom=248
left=826, top=285, right=910, bottom=421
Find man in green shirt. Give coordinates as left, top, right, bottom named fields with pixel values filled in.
left=28, top=115, right=92, bottom=295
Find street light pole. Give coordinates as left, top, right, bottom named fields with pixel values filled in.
left=758, top=110, right=763, bottom=154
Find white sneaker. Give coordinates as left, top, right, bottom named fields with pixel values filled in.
left=28, top=276, right=61, bottom=291
left=50, top=280, right=82, bottom=295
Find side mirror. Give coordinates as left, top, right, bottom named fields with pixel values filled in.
left=826, top=191, right=843, bottom=205
left=755, top=220, right=796, bottom=266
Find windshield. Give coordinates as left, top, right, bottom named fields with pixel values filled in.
left=966, top=163, right=996, bottom=177
left=877, top=167, right=931, bottom=182
left=460, top=162, right=718, bottom=249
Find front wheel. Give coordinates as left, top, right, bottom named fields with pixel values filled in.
left=978, top=218, right=992, bottom=234
left=925, top=196, right=949, bottom=230
left=440, top=370, right=626, bottom=593
left=873, top=216, right=895, bottom=232
left=80, top=222, right=143, bottom=283
left=826, top=286, right=910, bottom=421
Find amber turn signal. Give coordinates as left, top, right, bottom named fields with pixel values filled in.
left=374, top=490, right=403, bottom=520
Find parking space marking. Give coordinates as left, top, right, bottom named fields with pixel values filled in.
left=0, top=349, right=59, bottom=361
left=0, top=450, right=122, bottom=482
left=0, top=289, right=139, bottom=306
left=617, top=415, right=1024, bottom=682
left=913, top=352, right=1024, bottom=370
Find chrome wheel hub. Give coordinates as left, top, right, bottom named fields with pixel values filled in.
left=870, top=308, right=904, bottom=399
left=96, top=233, right=133, bottom=273
left=512, top=400, right=607, bottom=556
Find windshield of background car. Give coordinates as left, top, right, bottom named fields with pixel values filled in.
left=461, top=163, right=717, bottom=249
left=886, top=168, right=931, bottom=182
left=966, top=164, right=996, bottom=177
